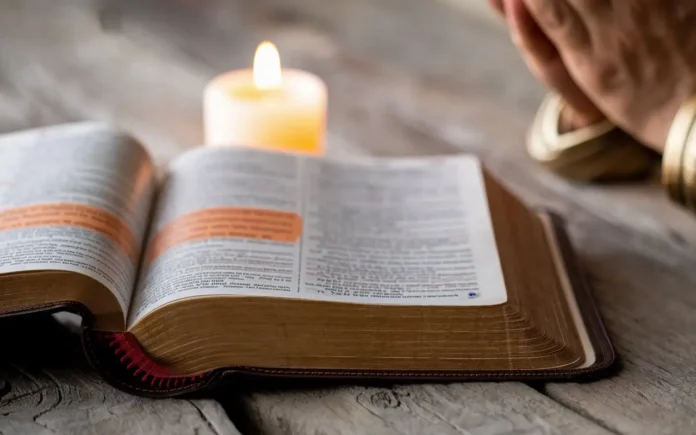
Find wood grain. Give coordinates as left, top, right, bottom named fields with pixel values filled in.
left=1, top=0, right=695, bottom=433
left=236, top=383, right=611, bottom=435
left=0, top=314, right=240, bottom=435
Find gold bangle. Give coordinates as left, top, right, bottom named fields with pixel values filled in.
left=528, top=94, right=654, bottom=182
left=684, top=125, right=696, bottom=210
left=663, top=95, right=696, bottom=209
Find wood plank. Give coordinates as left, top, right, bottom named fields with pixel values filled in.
left=235, top=384, right=612, bottom=435
left=0, top=0, right=207, bottom=163
left=0, top=313, right=240, bottom=435
left=108, top=0, right=696, bottom=434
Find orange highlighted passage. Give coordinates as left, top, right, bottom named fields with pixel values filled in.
left=0, top=203, right=139, bottom=264
left=144, top=207, right=302, bottom=266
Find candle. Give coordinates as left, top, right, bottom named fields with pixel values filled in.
left=203, top=41, right=328, bottom=155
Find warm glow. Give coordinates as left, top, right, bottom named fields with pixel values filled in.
left=253, top=41, right=282, bottom=90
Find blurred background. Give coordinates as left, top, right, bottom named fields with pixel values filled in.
left=0, top=0, right=544, bottom=164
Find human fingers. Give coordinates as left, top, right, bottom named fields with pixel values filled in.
left=521, top=0, right=591, bottom=52
left=506, top=0, right=603, bottom=126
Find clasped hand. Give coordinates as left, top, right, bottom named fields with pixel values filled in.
left=491, top=0, right=696, bottom=152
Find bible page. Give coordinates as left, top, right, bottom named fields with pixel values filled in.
left=0, top=123, right=156, bottom=315
left=298, top=155, right=507, bottom=306
left=128, top=148, right=507, bottom=327
left=128, top=147, right=302, bottom=325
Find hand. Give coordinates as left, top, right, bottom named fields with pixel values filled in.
left=489, top=0, right=605, bottom=132
left=520, top=0, right=696, bottom=152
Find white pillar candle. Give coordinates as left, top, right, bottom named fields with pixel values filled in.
left=203, top=42, right=328, bottom=155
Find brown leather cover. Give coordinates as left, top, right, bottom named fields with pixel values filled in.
left=0, top=212, right=618, bottom=398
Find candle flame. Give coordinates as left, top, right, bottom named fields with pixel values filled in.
left=253, top=41, right=282, bottom=90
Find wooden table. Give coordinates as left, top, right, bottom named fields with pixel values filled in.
left=1, top=0, right=695, bottom=433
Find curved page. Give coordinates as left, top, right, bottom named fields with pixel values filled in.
left=128, top=148, right=507, bottom=327
left=0, top=123, right=156, bottom=316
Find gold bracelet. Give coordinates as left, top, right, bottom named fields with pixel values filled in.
left=663, top=95, right=696, bottom=209
left=528, top=93, right=654, bottom=182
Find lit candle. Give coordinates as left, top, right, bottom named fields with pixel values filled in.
left=203, top=42, right=328, bottom=155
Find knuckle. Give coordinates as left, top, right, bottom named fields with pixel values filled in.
left=531, top=0, right=571, bottom=31
left=588, top=61, right=625, bottom=93
left=544, top=4, right=568, bottom=30
left=526, top=0, right=589, bottom=48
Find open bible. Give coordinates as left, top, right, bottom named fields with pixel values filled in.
left=0, top=123, right=615, bottom=397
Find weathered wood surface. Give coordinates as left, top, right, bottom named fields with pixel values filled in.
left=235, top=383, right=612, bottom=435
left=1, top=0, right=696, bottom=434
left=0, top=314, right=241, bottom=435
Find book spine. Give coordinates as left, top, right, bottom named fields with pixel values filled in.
left=84, top=330, right=218, bottom=397
left=99, top=332, right=207, bottom=388
left=1, top=301, right=218, bottom=397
